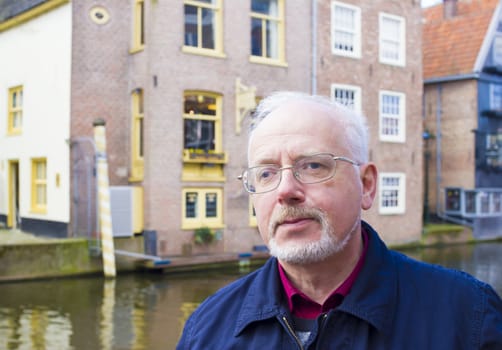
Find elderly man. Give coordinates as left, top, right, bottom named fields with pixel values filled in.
left=177, top=92, right=502, bottom=349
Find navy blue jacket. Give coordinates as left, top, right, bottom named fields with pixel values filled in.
left=177, top=222, right=502, bottom=349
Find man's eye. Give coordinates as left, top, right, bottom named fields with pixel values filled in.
left=257, top=168, right=277, bottom=181
left=305, top=162, right=322, bottom=170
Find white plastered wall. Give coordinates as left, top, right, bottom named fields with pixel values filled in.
left=0, top=3, right=72, bottom=224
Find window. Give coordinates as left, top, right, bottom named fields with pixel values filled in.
left=250, top=0, right=285, bottom=64
left=183, top=92, right=222, bottom=153
left=32, top=158, right=47, bottom=214
left=379, top=173, right=405, bottom=214
left=331, top=83, right=361, bottom=112
left=379, top=91, right=405, bottom=142
left=131, top=0, right=145, bottom=52
left=379, top=13, right=405, bottom=66
left=331, top=2, right=361, bottom=58
left=8, top=86, right=23, bottom=135
left=183, top=0, right=223, bottom=56
left=490, top=84, right=502, bottom=110
left=182, top=188, right=223, bottom=229
left=130, top=89, right=144, bottom=181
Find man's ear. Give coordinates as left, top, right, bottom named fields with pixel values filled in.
left=360, top=163, right=378, bottom=210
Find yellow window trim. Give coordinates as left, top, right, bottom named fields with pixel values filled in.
left=181, top=46, right=226, bottom=58
left=183, top=91, right=223, bottom=153
left=181, top=188, right=224, bottom=230
left=250, top=0, right=286, bottom=62
left=130, top=89, right=144, bottom=181
left=183, top=0, right=224, bottom=54
left=31, top=158, right=47, bottom=214
left=7, top=86, right=23, bottom=136
left=249, top=56, right=288, bottom=67
left=0, top=0, right=69, bottom=33
left=131, top=0, right=145, bottom=52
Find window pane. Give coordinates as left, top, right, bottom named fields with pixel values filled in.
left=205, top=192, right=217, bottom=217
left=201, top=8, right=215, bottom=49
left=37, top=185, right=46, bottom=205
left=334, top=6, right=355, bottom=52
left=185, top=192, right=198, bottom=218
left=184, top=94, right=217, bottom=116
left=184, top=119, right=215, bottom=150
left=184, top=5, right=198, bottom=46
left=266, top=19, right=278, bottom=58
left=252, top=0, right=278, bottom=15
left=138, top=117, right=144, bottom=157
left=334, top=89, right=355, bottom=108
left=251, top=18, right=263, bottom=56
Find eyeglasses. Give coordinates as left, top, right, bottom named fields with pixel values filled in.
left=238, top=153, right=360, bottom=194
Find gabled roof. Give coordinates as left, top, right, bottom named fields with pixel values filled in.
left=423, top=0, right=500, bottom=80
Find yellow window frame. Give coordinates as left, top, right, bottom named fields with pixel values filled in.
left=183, top=91, right=223, bottom=153
left=31, top=158, right=47, bottom=214
left=182, top=188, right=224, bottom=229
left=131, top=0, right=145, bottom=53
left=182, top=0, right=224, bottom=57
left=7, top=86, right=23, bottom=135
left=130, top=88, right=144, bottom=182
left=250, top=0, right=286, bottom=66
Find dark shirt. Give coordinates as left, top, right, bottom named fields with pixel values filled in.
left=278, top=229, right=369, bottom=319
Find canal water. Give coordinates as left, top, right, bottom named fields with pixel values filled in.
left=1, top=241, right=502, bottom=350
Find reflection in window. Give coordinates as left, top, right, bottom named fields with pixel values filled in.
left=185, top=192, right=198, bottom=218
left=332, top=2, right=361, bottom=57
left=251, top=0, right=283, bottom=61
left=184, top=0, right=221, bottom=52
left=182, top=188, right=223, bottom=229
left=331, top=83, right=361, bottom=112
left=380, top=91, right=405, bottom=142
left=379, top=13, right=405, bottom=66
left=183, top=93, right=220, bottom=152
left=379, top=173, right=405, bottom=214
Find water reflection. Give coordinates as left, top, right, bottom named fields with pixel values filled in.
left=0, top=242, right=501, bottom=349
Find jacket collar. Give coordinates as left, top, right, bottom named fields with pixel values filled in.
left=233, top=221, right=398, bottom=336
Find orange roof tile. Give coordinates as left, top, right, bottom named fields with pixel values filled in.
left=423, top=0, right=499, bottom=80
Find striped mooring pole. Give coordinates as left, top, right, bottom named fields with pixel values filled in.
left=93, top=118, right=116, bottom=278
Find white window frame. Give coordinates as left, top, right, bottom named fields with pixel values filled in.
left=379, top=172, right=406, bottom=215
left=331, top=1, right=361, bottom=58
left=379, top=90, right=406, bottom=143
left=379, top=12, right=405, bottom=66
left=331, top=83, right=362, bottom=112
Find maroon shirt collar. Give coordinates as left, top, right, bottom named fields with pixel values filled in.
left=278, top=228, right=369, bottom=319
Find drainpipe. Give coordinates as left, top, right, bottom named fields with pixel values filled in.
left=311, top=0, right=317, bottom=95
left=435, top=84, right=442, bottom=215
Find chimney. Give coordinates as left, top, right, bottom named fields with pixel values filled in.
left=444, top=0, right=458, bottom=19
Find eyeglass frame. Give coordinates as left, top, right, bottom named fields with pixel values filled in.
left=237, top=153, right=361, bottom=194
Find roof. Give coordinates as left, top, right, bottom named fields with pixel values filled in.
left=0, top=0, right=48, bottom=23
left=422, top=0, right=500, bottom=80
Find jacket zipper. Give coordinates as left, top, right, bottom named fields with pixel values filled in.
left=282, top=316, right=304, bottom=350
left=315, top=314, right=329, bottom=349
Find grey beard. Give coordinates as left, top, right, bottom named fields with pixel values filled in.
left=267, top=206, right=357, bottom=264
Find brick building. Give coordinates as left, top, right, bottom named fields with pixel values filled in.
left=0, top=0, right=426, bottom=256
left=315, top=0, right=424, bottom=244
left=423, top=0, right=502, bottom=238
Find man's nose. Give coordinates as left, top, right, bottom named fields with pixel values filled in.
left=275, top=167, right=305, bottom=204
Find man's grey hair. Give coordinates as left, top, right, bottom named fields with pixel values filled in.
left=249, top=91, right=369, bottom=163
